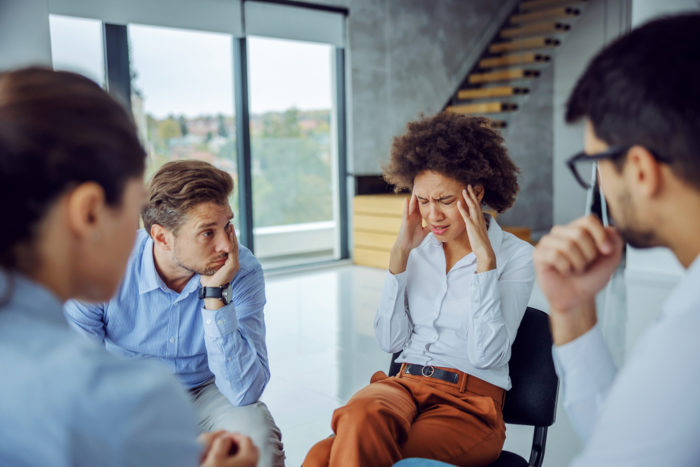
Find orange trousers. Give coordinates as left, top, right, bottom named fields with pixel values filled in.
left=303, top=365, right=506, bottom=467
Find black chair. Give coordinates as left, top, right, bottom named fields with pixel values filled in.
left=388, top=307, right=558, bottom=467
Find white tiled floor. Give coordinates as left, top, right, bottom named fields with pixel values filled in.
left=260, top=263, right=581, bottom=467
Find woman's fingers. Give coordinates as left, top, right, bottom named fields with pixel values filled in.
left=408, top=192, right=417, bottom=216
left=456, top=200, right=473, bottom=227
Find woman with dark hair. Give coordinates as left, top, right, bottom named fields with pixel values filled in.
left=305, top=112, right=534, bottom=467
left=0, top=68, right=256, bottom=467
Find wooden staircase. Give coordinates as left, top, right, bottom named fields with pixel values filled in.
left=447, top=0, right=587, bottom=128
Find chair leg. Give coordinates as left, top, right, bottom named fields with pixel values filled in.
left=528, top=426, right=548, bottom=467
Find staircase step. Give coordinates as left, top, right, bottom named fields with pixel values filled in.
left=520, top=0, right=587, bottom=11
left=479, top=52, right=550, bottom=68
left=448, top=102, right=518, bottom=114
left=469, top=68, right=540, bottom=84
left=457, top=86, right=529, bottom=100
left=500, top=21, right=570, bottom=39
left=489, top=36, right=560, bottom=53
left=510, top=6, right=580, bottom=24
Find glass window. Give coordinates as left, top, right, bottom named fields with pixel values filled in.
left=49, top=15, right=105, bottom=86
left=248, top=36, right=338, bottom=266
left=127, top=24, right=239, bottom=228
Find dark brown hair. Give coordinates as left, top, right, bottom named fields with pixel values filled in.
left=383, top=112, right=520, bottom=213
left=0, top=67, right=145, bottom=270
left=141, top=160, right=233, bottom=235
left=566, top=13, right=700, bottom=187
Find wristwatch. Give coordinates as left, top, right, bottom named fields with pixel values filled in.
left=198, top=282, right=233, bottom=305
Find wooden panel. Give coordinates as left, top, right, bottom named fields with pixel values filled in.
left=489, top=37, right=560, bottom=54
left=353, top=194, right=407, bottom=216
left=354, top=231, right=396, bottom=250
left=468, top=68, right=539, bottom=84
left=353, top=246, right=390, bottom=269
left=448, top=102, right=518, bottom=115
left=503, top=226, right=532, bottom=243
left=500, top=22, right=570, bottom=39
left=353, top=213, right=402, bottom=234
left=520, top=0, right=586, bottom=11
left=510, top=6, right=580, bottom=24
left=457, top=86, right=526, bottom=100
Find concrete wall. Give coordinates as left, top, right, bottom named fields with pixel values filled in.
left=497, top=64, right=554, bottom=235
left=553, top=0, right=631, bottom=226
left=308, top=0, right=555, bottom=235
left=313, top=0, right=507, bottom=176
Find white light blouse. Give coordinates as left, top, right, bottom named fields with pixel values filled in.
left=374, top=217, right=535, bottom=390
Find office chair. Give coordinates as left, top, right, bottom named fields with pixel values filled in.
left=389, top=307, right=559, bottom=467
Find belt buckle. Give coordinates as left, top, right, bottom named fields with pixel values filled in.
left=421, top=365, right=435, bottom=377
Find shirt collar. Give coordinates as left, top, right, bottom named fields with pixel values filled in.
left=661, top=253, right=700, bottom=319
left=138, top=235, right=161, bottom=295
left=0, top=272, right=65, bottom=325
left=137, top=234, right=200, bottom=300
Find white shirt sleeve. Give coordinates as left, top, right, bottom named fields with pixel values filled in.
left=553, top=324, right=617, bottom=443
left=374, top=270, right=413, bottom=353
left=465, top=244, right=534, bottom=369
left=564, top=311, right=700, bottom=467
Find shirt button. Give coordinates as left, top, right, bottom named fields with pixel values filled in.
left=169, top=337, right=175, bottom=343
left=217, top=320, right=224, bottom=326
left=227, top=357, right=232, bottom=362
left=206, top=319, right=212, bottom=325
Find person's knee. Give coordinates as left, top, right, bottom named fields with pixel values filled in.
left=333, top=396, right=399, bottom=432
left=303, top=436, right=334, bottom=467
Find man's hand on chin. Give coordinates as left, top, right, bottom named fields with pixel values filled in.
left=201, top=225, right=240, bottom=310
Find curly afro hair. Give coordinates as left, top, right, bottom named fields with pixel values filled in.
left=382, top=112, right=520, bottom=213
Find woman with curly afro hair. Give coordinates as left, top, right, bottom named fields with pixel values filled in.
left=305, top=112, right=535, bottom=467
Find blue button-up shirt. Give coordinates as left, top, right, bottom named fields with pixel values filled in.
left=63, top=229, right=270, bottom=406
left=0, top=273, right=200, bottom=467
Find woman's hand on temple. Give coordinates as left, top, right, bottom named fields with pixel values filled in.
left=457, top=185, right=496, bottom=273
left=389, top=193, right=429, bottom=274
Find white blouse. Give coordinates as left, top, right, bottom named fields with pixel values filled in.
left=374, top=217, right=535, bottom=390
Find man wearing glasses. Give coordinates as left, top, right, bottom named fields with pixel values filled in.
left=534, top=12, right=700, bottom=467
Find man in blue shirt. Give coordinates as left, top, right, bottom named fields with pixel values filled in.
left=64, top=160, right=284, bottom=467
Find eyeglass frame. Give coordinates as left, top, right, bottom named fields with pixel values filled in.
left=566, top=145, right=671, bottom=189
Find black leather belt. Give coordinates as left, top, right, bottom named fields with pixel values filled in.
left=404, top=364, right=459, bottom=384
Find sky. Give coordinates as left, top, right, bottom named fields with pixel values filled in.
left=49, top=15, right=333, bottom=118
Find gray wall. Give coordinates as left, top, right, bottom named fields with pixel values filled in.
left=0, top=0, right=52, bottom=70
left=497, top=64, right=554, bottom=235
left=552, top=0, right=631, bottom=225
left=312, top=0, right=556, bottom=234
left=310, top=0, right=509, bottom=174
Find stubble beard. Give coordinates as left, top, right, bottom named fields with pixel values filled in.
left=613, top=189, right=659, bottom=249
left=172, top=249, right=224, bottom=277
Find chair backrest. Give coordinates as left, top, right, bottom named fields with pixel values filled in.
left=387, top=307, right=558, bottom=427
left=503, top=307, right=558, bottom=427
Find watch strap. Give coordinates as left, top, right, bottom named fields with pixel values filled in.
left=198, top=283, right=230, bottom=303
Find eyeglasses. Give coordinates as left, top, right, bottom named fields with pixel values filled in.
left=566, top=145, right=671, bottom=189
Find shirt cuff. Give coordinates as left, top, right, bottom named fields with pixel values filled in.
left=201, top=303, right=238, bottom=337
left=553, top=324, right=617, bottom=404
left=470, top=268, right=499, bottom=313
left=377, top=270, right=407, bottom=314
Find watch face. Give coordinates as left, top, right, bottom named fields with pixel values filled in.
left=221, top=282, right=233, bottom=305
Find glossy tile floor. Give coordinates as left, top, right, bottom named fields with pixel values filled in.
left=261, top=264, right=391, bottom=466
left=260, top=263, right=580, bottom=467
